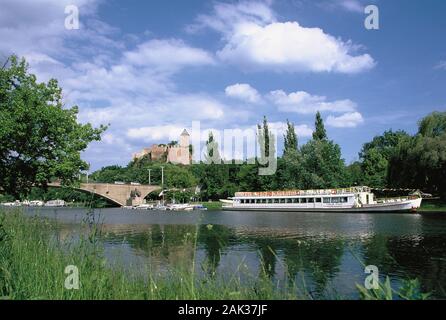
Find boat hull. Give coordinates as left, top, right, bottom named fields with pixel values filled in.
left=223, top=198, right=422, bottom=213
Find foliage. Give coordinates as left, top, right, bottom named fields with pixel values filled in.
left=0, top=56, right=106, bottom=198
left=44, top=110, right=446, bottom=203
left=359, top=130, right=409, bottom=188
left=204, top=131, right=221, bottom=164
left=388, top=112, right=446, bottom=199
left=0, top=210, right=306, bottom=300
left=299, top=138, right=347, bottom=189
left=0, top=209, right=431, bottom=300
left=283, top=119, right=298, bottom=156
left=313, top=111, right=327, bottom=141
left=356, top=277, right=430, bottom=300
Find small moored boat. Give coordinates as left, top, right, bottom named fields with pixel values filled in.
left=221, top=186, right=422, bottom=213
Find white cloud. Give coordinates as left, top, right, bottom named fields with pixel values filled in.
left=268, top=122, right=313, bottom=138
left=127, top=125, right=186, bottom=142
left=123, top=39, right=215, bottom=71
left=194, top=2, right=375, bottom=73
left=218, top=21, right=375, bottom=73
left=225, top=83, right=262, bottom=103
left=435, top=60, right=446, bottom=70
left=337, top=0, right=364, bottom=13
left=326, top=112, right=364, bottom=128
left=268, top=90, right=357, bottom=114
left=187, top=1, right=276, bottom=35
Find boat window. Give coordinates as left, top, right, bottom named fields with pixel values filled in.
left=286, top=198, right=292, bottom=203
left=279, top=198, right=285, bottom=204
left=340, top=197, right=348, bottom=203
left=291, top=198, right=297, bottom=203
left=315, top=198, right=322, bottom=203
left=308, top=198, right=314, bottom=203
left=332, top=197, right=340, bottom=203
left=241, top=199, right=245, bottom=204
left=323, top=197, right=330, bottom=203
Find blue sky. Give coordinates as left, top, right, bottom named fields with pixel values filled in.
left=1, top=0, right=445, bottom=171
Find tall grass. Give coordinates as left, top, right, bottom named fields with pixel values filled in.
left=0, top=209, right=305, bottom=300
left=0, top=209, right=430, bottom=300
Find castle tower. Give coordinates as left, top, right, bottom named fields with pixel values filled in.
left=179, top=129, right=190, bottom=148
left=166, top=129, right=191, bottom=165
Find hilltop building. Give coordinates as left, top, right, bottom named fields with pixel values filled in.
left=132, top=129, right=191, bottom=165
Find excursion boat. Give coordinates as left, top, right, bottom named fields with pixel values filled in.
left=221, top=186, right=422, bottom=213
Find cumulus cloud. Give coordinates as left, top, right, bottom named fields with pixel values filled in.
left=326, top=112, right=364, bottom=128
left=218, top=21, right=374, bottom=73
left=225, top=83, right=262, bottom=103
left=268, top=90, right=357, bottom=114
left=193, top=1, right=375, bottom=73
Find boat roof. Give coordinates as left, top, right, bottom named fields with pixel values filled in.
left=234, top=186, right=371, bottom=198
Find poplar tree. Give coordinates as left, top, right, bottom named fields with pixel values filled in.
left=313, top=111, right=327, bottom=141
left=283, top=119, right=298, bottom=155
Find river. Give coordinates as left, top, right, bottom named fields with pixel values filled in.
left=26, top=207, right=446, bottom=299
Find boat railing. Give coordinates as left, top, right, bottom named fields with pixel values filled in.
left=376, top=195, right=420, bottom=203
left=235, top=186, right=371, bottom=198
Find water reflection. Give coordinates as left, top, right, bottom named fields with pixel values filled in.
left=27, top=208, right=446, bottom=299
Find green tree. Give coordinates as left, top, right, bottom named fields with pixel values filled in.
left=300, top=139, right=347, bottom=189
left=313, top=111, right=327, bottom=141
left=283, top=119, right=298, bottom=155
left=257, top=116, right=276, bottom=188
left=300, top=113, right=347, bottom=189
left=388, top=112, right=446, bottom=199
left=204, top=131, right=221, bottom=164
left=346, top=161, right=364, bottom=186
left=0, top=56, right=106, bottom=197
left=359, top=130, right=409, bottom=188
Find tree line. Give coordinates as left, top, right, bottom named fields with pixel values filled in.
left=91, top=111, right=446, bottom=201
left=1, top=55, right=445, bottom=203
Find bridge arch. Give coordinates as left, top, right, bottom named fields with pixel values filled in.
left=49, top=182, right=161, bottom=207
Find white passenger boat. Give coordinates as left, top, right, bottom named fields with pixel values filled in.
left=221, top=186, right=422, bottom=213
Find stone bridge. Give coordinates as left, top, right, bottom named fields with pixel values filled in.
left=49, top=182, right=161, bottom=207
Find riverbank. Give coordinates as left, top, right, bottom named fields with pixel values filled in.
left=0, top=209, right=431, bottom=300
left=200, top=201, right=223, bottom=210
left=0, top=209, right=304, bottom=299
left=419, top=200, right=446, bottom=213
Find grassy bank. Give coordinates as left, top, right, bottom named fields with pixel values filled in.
left=419, top=199, right=446, bottom=213
left=0, top=209, right=429, bottom=300
left=200, top=201, right=223, bottom=211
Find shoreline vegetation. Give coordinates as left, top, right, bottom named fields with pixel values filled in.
left=5, top=198, right=445, bottom=213
left=0, top=209, right=430, bottom=300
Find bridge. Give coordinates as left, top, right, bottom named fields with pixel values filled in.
left=49, top=182, right=161, bottom=207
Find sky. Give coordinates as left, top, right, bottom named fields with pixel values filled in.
left=1, top=0, right=445, bottom=171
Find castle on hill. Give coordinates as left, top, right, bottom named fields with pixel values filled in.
left=132, top=129, right=191, bottom=165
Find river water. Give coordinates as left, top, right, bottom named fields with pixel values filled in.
left=26, top=207, right=446, bottom=299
